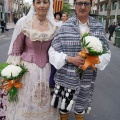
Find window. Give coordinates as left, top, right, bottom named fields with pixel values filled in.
left=105, top=4, right=108, bottom=11
left=112, top=1, right=117, bottom=10
left=100, top=4, right=104, bottom=11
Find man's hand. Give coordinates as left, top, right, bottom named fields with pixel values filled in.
left=67, top=56, right=85, bottom=68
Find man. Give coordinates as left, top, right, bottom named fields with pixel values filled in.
left=49, top=0, right=111, bottom=120
left=108, top=22, right=116, bottom=41
left=0, top=19, right=9, bottom=33
left=0, top=19, right=5, bottom=33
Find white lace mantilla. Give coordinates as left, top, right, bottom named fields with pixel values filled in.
left=22, top=20, right=57, bottom=42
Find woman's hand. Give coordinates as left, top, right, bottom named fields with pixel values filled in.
left=67, top=56, right=85, bottom=67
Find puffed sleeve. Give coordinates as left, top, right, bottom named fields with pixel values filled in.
left=7, top=32, right=25, bottom=65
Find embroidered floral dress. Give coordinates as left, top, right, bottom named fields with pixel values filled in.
left=6, top=19, right=59, bottom=120
left=0, top=89, right=7, bottom=120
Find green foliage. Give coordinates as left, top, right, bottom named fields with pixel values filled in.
left=61, top=3, right=73, bottom=15
left=23, top=6, right=30, bottom=15
left=82, top=33, right=89, bottom=39
left=0, top=63, right=8, bottom=76
left=18, top=64, right=28, bottom=79
left=8, top=87, right=18, bottom=102
left=81, top=33, right=89, bottom=47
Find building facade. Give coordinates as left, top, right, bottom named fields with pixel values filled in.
left=0, top=0, right=4, bottom=20
left=0, top=0, right=25, bottom=23
left=93, top=0, right=120, bottom=27
left=12, top=0, right=18, bottom=18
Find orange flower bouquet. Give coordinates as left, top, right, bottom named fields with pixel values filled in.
left=0, top=63, right=27, bottom=102
left=77, top=33, right=107, bottom=73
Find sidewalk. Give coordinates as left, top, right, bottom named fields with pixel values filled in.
left=0, top=23, right=15, bottom=39
left=7, top=22, right=15, bottom=29
left=106, top=33, right=115, bottom=44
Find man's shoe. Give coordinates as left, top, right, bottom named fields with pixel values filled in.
left=75, top=113, right=84, bottom=120
left=60, top=113, right=69, bottom=120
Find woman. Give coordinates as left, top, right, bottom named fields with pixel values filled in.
left=6, top=0, right=59, bottom=120
left=54, top=12, right=62, bottom=22
left=58, top=12, right=69, bottom=26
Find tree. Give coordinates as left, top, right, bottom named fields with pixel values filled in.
left=96, top=0, right=100, bottom=15
left=106, top=0, right=111, bottom=33
left=23, top=6, right=30, bottom=15
left=61, top=3, right=73, bottom=16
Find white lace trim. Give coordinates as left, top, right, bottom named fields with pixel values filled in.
left=22, top=20, right=57, bottom=42
left=6, top=55, right=21, bottom=65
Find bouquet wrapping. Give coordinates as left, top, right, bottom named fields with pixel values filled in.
left=0, top=63, right=27, bottom=102
left=78, top=33, right=107, bottom=71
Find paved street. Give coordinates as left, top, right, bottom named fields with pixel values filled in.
left=0, top=29, right=120, bottom=120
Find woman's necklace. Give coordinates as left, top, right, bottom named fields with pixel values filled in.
left=36, top=15, right=46, bottom=26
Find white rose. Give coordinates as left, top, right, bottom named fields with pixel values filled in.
left=84, top=36, right=103, bottom=52
left=1, top=65, right=22, bottom=78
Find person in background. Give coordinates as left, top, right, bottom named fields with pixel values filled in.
left=58, top=12, right=69, bottom=26
left=0, top=19, right=9, bottom=33
left=49, top=12, right=69, bottom=95
left=54, top=12, right=62, bottom=22
left=6, top=0, right=59, bottom=120
left=0, top=19, right=4, bottom=33
left=108, top=22, right=116, bottom=41
left=13, top=16, right=18, bottom=24
left=49, top=0, right=111, bottom=120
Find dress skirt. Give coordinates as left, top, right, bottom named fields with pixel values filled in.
left=0, top=89, right=7, bottom=120
left=6, top=61, right=59, bottom=120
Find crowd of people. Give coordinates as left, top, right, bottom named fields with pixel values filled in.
left=0, top=0, right=111, bottom=120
